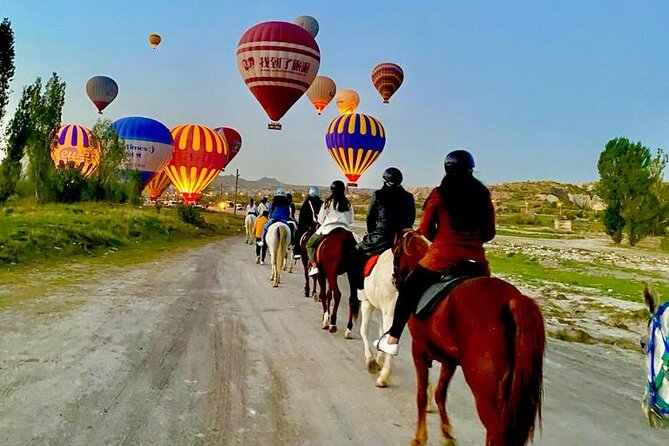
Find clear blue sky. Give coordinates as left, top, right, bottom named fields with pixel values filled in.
left=1, top=0, right=668, bottom=188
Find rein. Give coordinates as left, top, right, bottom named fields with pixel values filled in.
left=647, top=302, right=669, bottom=417
left=392, top=230, right=429, bottom=289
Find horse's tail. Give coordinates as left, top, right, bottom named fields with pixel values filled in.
left=277, top=224, right=289, bottom=271
left=503, top=292, right=545, bottom=446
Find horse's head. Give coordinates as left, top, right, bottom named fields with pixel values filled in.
left=391, top=229, right=430, bottom=289
left=641, top=285, right=669, bottom=428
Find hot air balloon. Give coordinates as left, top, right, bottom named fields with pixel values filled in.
left=112, top=116, right=174, bottom=187
left=306, top=76, right=336, bottom=115
left=50, top=124, right=100, bottom=178
left=237, top=21, right=320, bottom=130
left=165, top=124, right=229, bottom=203
left=294, top=15, right=319, bottom=38
left=335, top=88, right=360, bottom=115
left=144, top=169, right=171, bottom=200
left=86, top=76, right=118, bottom=114
left=371, top=63, right=404, bottom=103
left=325, top=113, right=386, bottom=187
left=148, top=33, right=161, bottom=49
left=214, top=127, right=242, bottom=166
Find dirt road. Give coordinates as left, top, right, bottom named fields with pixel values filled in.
left=0, top=238, right=666, bottom=445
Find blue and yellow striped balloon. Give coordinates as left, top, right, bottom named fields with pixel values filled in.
left=325, top=113, right=385, bottom=187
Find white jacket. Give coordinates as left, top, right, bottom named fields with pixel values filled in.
left=315, top=200, right=354, bottom=235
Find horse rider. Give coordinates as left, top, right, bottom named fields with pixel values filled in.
left=245, top=197, right=257, bottom=216
left=260, top=188, right=295, bottom=247
left=257, top=196, right=270, bottom=215
left=254, top=209, right=270, bottom=264
left=374, top=150, right=496, bottom=356
left=294, top=186, right=324, bottom=260
left=349, top=167, right=416, bottom=291
left=306, top=180, right=354, bottom=276
left=286, top=192, right=297, bottom=221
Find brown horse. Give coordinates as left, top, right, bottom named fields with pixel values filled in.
left=315, top=228, right=359, bottom=337
left=393, top=231, right=545, bottom=446
left=297, top=227, right=318, bottom=298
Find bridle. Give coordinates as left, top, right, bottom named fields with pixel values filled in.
left=391, top=230, right=428, bottom=289
left=647, top=302, right=669, bottom=418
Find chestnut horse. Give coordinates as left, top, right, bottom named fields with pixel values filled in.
left=297, top=227, right=318, bottom=298
left=315, top=228, right=359, bottom=337
left=393, top=231, right=545, bottom=446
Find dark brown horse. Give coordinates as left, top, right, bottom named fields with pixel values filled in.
left=315, top=228, right=359, bottom=338
left=297, top=227, right=318, bottom=298
left=393, top=231, right=545, bottom=446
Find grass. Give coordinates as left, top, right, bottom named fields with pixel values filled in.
left=0, top=203, right=244, bottom=311
left=488, top=249, right=669, bottom=303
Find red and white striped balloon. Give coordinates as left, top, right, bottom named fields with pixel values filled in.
left=237, top=21, right=320, bottom=124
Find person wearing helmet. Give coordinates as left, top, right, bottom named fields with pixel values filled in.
left=374, top=150, right=495, bottom=356
left=294, top=186, right=324, bottom=260
left=259, top=188, right=291, bottom=247
left=350, top=167, right=416, bottom=290
left=306, top=180, right=354, bottom=276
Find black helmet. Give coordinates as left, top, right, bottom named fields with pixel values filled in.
left=330, top=180, right=345, bottom=194
left=382, top=167, right=403, bottom=187
left=444, top=150, right=475, bottom=175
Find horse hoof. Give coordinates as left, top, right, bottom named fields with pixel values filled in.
left=329, top=325, right=337, bottom=333
left=375, top=377, right=389, bottom=388
left=366, top=358, right=381, bottom=373
left=273, top=283, right=279, bottom=288
left=304, top=290, right=310, bottom=297
left=442, top=437, right=457, bottom=446
left=344, top=328, right=352, bottom=339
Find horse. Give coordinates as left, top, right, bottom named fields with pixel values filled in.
left=314, top=228, right=359, bottom=337
left=266, top=221, right=290, bottom=288
left=357, top=248, right=399, bottom=388
left=244, top=213, right=256, bottom=245
left=641, top=286, right=669, bottom=428
left=392, top=230, right=545, bottom=446
left=283, top=220, right=297, bottom=274
left=296, top=227, right=318, bottom=298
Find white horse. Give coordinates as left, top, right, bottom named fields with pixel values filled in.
left=358, top=249, right=398, bottom=388
left=266, top=221, right=290, bottom=288
left=244, top=214, right=256, bottom=245
left=642, top=287, right=669, bottom=428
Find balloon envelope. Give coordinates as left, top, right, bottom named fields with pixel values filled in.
left=165, top=124, right=229, bottom=203
left=293, top=15, right=319, bottom=38
left=371, top=63, right=404, bottom=103
left=112, top=116, right=174, bottom=187
left=237, top=21, right=320, bottom=124
left=306, top=76, right=336, bottom=115
left=144, top=169, right=171, bottom=200
left=86, top=76, right=118, bottom=114
left=50, top=124, right=100, bottom=178
left=325, top=113, right=386, bottom=187
left=148, top=33, right=161, bottom=49
left=335, top=88, right=360, bottom=115
left=214, top=127, right=242, bottom=166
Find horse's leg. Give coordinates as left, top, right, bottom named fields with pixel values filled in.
left=410, top=343, right=430, bottom=446
left=328, top=273, right=340, bottom=333
left=302, top=256, right=310, bottom=297
left=318, top=272, right=329, bottom=329
left=435, top=362, right=457, bottom=446
left=360, top=300, right=381, bottom=373
left=344, top=270, right=358, bottom=339
left=375, top=306, right=395, bottom=388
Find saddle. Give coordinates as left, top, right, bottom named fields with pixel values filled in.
left=415, top=260, right=487, bottom=320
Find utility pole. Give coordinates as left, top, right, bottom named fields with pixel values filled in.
left=233, top=169, right=240, bottom=214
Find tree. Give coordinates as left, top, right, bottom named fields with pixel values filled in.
left=85, top=119, right=128, bottom=201
left=597, top=137, right=667, bottom=246
left=0, top=17, right=15, bottom=123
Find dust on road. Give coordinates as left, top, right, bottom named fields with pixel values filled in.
left=0, top=238, right=666, bottom=445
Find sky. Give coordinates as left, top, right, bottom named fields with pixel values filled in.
left=1, top=0, right=668, bottom=188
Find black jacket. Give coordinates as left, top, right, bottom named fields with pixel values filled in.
left=358, top=185, right=416, bottom=255
left=298, top=196, right=323, bottom=230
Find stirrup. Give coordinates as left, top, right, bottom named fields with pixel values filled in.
left=373, top=333, right=399, bottom=356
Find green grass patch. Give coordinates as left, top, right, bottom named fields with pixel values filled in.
left=489, top=250, right=669, bottom=302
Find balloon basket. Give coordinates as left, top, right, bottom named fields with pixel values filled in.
left=383, top=100, right=389, bottom=104
left=268, top=122, right=282, bottom=130
left=346, top=182, right=358, bottom=188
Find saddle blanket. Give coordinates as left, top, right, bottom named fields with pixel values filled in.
left=364, top=255, right=381, bottom=277
left=415, top=260, right=487, bottom=320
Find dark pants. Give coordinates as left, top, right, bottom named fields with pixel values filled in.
left=388, top=265, right=443, bottom=339
left=255, top=237, right=267, bottom=261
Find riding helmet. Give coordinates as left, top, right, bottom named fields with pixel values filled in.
left=444, top=150, right=475, bottom=175
left=330, top=180, right=345, bottom=194
left=308, top=186, right=320, bottom=197
left=382, top=167, right=403, bottom=187
left=275, top=187, right=287, bottom=197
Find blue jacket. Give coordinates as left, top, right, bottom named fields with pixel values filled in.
left=269, top=203, right=290, bottom=222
